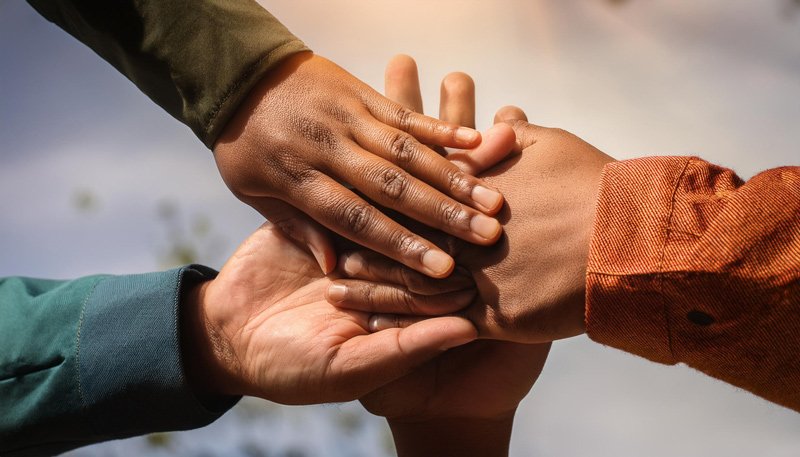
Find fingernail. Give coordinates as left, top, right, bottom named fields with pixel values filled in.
left=327, top=283, right=347, bottom=303
left=342, top=254, right=363, bottom=277
left=455, top=127, right=480, bottom=143
left=472, top=186, right=503, bottom=212
left=308, top=243, right=329, bottom=274
left=368, top=315, right=382, bottom=332
left=470, top=214, right=502, bottom=241
left=422, top=249, right=454, bottom=277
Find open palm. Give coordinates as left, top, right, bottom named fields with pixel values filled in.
left=197, top=222, right=477, bottom=404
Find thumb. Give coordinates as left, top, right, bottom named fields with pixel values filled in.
left=334, top=316, right=477, bottom=397
left=254, top=198, right=337, bottom=274
left=448, top=123, right=517, bottom=175
left=493, top=105, right=545, bottom=153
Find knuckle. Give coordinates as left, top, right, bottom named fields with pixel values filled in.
left=446, top=169, right=471, bottom=195
left=289, top=167, right=320, bottom=187
left=440, top=203, right=468, bottom=228
left=295, top=117, right=337, bottom=150
left=397, top=290, right=419, bottom=314
left=379, top=168, right=409, bottom=201
left=389, top=132, right=417, bottom=165
left=361, top=283, right=377, bottom=308
left=391, top=232, right=422, bottom=258
left=394, top=105, right=413, bottom=131
left=505, top=120, right=538, bottom=148
left=326, top=104, right=353, bottom=124
left=335, top=202, right=375, bottom=235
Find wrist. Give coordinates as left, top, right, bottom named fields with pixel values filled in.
left=388, top=413, right=515, bottom=457
left=180, top=278, right=240, bottom=397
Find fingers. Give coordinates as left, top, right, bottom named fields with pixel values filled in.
left=493, top=105, right=547, bottom=153
left=368, top=95, right=482, bottom=149
left=385, top=54, right=424, bottom=113
left=326, top=144, right=503, bottom=246
left=327, top=280, right=475, bottom=315
left=439, top=72, right=476, bottom=129
left=348, top=123, right=505, bottom=215
left=438, top=72, right=516, bottom=176
left=251, top=198, right=336, bottom=273
left=493, top=105, right=528, bottom=123
left=289, top=172, right=457, bottom=278
left=368, top=314, right=428, bottom=332
left=336, top=250, right=474, bottom=295
left=332, top=316, right=477, bottom=397
left=448, top=123, right=517, bottom=175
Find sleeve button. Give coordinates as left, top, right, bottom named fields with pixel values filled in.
left=687, top=310, right=715, bottom=326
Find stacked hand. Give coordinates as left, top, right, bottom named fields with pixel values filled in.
left=347, top=56, right=550, bottom=456
left=214, top=52, right=506, bottom=278
left=180, top=221, right=478, bottom=405
left=335, top=61, right=615, bottom=344
left=188, top=54, right=614, bottom=457
left=180, top=57, right=526, bottom=407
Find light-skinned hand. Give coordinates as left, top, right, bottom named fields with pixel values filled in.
left=179, top=221, right=479, bottom=405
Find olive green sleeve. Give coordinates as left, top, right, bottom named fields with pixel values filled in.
left=26, top=0, right=310, bottom=148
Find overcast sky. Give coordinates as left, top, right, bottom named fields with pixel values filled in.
left=2, top=1, right=799, bottom=456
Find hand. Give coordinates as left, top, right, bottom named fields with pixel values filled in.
left=451, top=107, right=616, bottom=343
left=349, top=55, right=550, bottom=457
left=179, top=221, right=478, bottom=405
left=213, top=52, right=506, bottom=278
left=368, top=109, right=615, bottom=343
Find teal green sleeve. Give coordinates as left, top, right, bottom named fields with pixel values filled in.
left=25, top=0, right=310, bottom=148
left=0, top=266, right=239, bottom=456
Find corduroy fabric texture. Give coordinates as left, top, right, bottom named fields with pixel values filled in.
left=586, top=156, right=800, bottom=411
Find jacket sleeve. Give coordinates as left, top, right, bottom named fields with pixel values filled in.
left=25, top=0, right=310, bottom=148
left=0, top=266, right=239, bottom=456
left=585, top=156, right=800, bottom=411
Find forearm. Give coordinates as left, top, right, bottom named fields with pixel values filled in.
left=388, top=415, right=514, bottom=457
left=26, top=0, right=309, bottom=147
left=586, top=156, right=800, bottom=410
left=0, top=266, right=237, bottom=456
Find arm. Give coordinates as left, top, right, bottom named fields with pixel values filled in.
left=586, top=157, right=800, bottom=411
left=26, top=1, right=504, bottom=277
left=1, top=221, right=480, bottom=455
left=351, top=106, right=800, bottom=412
left=0, top=266, right=236, bottom=456
left=25, top=0, right=307, bottom=148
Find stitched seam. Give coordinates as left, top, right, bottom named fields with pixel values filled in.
left=74, top=278, right=103, bottom=427
left=657, top=158, right=692, bottom=362
left=204, top=40, right=306, bottom=137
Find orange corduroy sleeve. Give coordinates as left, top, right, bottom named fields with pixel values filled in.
left=585, top=156, right=800, bottom=411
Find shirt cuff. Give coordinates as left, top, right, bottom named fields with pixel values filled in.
left=584, top=156, right=693, bottom=365
left=77, top=265, right=240, bottom=441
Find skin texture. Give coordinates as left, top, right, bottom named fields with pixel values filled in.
left=180, top=68, right=521, bottom=406
left=335, top=68, right=616, bottom=344
left=180, top=222, right=478, bottom=405
left=213, top=52, right=507, bottom=278
left=352, top=55, right=551, bottom=457
left=456, top=110, right=616, bottom=343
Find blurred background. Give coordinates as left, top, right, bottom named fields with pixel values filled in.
left=1, top=0, right=799, bottom=455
